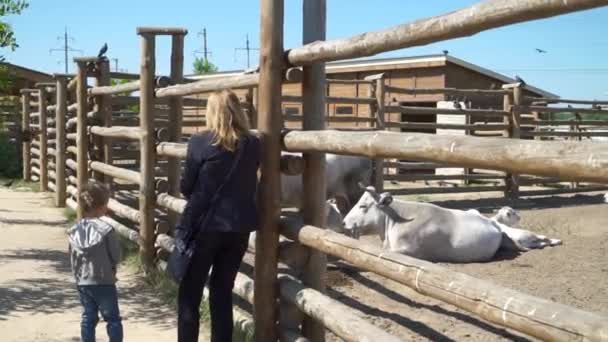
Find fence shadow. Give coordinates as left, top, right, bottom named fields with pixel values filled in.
left=329, top=261, right=532, bottom=342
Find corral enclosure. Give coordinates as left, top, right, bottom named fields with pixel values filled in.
left=13, top=0, right=608, bottom=341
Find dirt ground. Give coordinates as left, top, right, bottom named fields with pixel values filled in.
left=0, top=188, right=209, bottom=342
left=321, top=190, right=608, bottom=341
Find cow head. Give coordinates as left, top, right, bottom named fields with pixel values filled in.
left=342, top=183, right=393, bottom=239
left=493, top=206, right=521, bottom=227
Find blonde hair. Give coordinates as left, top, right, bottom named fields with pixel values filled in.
left=79, top=180, right=110, bottom=214
left=205, top=89, right=251, bottom=151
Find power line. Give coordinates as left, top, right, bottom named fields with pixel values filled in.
left=234, top=34, right=259, bottom=69
left=194, top=27, right=212, bottom=61
left=49, top=27, right=83, bottom=74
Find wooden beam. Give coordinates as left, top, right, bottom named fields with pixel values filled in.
left=281, top=130, right=608, bottom=183
left=525, top=97, right=608, bottom=105
left=278, top=274, right=401, bottom=342
left=75, top=60, right=89, bottom=219
left=255, top=0, right=284, bottom=340
left=37, top=87, right=49, bottom=192
left=89, top=161, right=141, bottom=184
left=384, top=85, right=508, bottom=96
left=516, top=105, right=608, bottom=115
left=280, top=219, right=608, bottom=341
left=385, top=105, right=509, bottom=117
left=21, top=91, right=32, bottom=181
left=155, top=73, right=260, bottom=98
left=94, top=59, right=113, bottom=185
left=390, top=185, right=506, bottom=195
left=89, top=126, right=143, bottom=140
left=136, top=27, right=188, bottom=35
left=286, top=0, right=608, bottom=65
left=301, top=1, right=327, bottom=340
left=138, top=32, right=157, bottom=272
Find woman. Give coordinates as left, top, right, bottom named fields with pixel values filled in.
left=177, top=89, right=260, bottom=342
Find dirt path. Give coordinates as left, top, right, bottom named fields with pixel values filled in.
left=0, top=188, right=207, bottom=341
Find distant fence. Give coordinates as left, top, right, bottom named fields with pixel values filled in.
left=14, top=0, right=608, bottom=341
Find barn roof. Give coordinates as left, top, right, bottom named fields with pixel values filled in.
left=187, top=54, right=558, bottom=98
left=0, top=62, right=53, bottom=82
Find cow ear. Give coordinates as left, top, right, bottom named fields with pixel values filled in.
left=378, top=192, right=393, bottom=206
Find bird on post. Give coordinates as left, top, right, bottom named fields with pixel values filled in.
left=97, top=43, right=108, bottom=59
left=442, top=50, right=449, bottom=56
left=514, top=75, right=526, bottom=86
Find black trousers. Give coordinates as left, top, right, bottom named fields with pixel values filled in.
left=177, top=231, right=250, bottom=342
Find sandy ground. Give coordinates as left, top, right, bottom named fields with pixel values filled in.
left=0, top=188, right=209, bottom=342
left=322, top=190, right=608, bottom=341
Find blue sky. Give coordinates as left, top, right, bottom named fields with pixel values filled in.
left=4, top=1, right=608, bottom=99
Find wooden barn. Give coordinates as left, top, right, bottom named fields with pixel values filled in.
left=0, top=62, right=53, bottom=96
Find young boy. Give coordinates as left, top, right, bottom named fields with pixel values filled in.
left=68, top=180, right=123, bottom=342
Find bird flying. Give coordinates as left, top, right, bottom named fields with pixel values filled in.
left=535, top=48, right=547, bottom=53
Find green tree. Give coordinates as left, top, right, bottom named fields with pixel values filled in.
left=192, top=57, right=218, bottom=75
left=0, top=0, right=29, bottom=61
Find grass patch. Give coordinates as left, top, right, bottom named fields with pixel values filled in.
left=63, top=208, right=77, bottom=225
left=116, top=235, right=211, bottom=323
left=0, top=177, right=39, bottom=192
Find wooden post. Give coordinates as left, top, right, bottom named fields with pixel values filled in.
left=167, top=32, right=186, bottom=233
left=301, top=1, right=326, bottom=341
left=21, top=91, right=32, bottom=181
left=137, top=30, right=157, bottom=272
left=94, top=59, right=112, bottom=184
left=509, top=84, right=522, bottom=199
left=502, top=87, right=515, bottom=199
left=255, top=0, right=284, bottom=340
left=54, top=76, right=68, bottom=207
left=246, top=87, right=257, bottom=129
left=75, top=60, right=89, bottom=220
left=37, top=86, right=49, bottom=191
left=373, top=77, right=386, bottom=192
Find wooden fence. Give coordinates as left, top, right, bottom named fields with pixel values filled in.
left=15, top=1, right=608, bottom=341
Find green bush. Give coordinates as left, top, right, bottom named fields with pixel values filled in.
left=0, top=117, right=21, bottom=178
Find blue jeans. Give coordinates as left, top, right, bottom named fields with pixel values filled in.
left=77, top=285, right=123, bottom=342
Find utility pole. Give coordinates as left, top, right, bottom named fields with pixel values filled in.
left=49, top=27, right=82, bottom=74
left=195, top=27, right=212, bottom=62
left=234, top=34, right=259, bottom=69
left=111, top=58, right=119, bottom=72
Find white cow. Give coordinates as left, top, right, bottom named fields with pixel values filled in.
left=604, top=193, right=608, bottom=203
left=342, top=186, right=561, bottom=263
left=281, top=152, right=372, bottom=212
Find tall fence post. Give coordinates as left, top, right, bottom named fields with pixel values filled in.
left=94, top=59, right=113, bottom=184
left=503, top=83, right=521, bottom=199
left=255, top=0, right=284, bottom=340
left=36, top=85, right=49, bottom=192
left=75, top=59, right=90, bottom=220
left=20, top=90, right=32, bottom=181
left=54, top=75, right=68, bottom=207
left=301, top=0, right=327, bottom=341
left=167, top=32, right=186, bottom=233
left=373, top=76, right=386, bottom=192
left=137, top=29, right=157, bottom=272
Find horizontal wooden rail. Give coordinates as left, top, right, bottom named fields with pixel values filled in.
left=529, top=120, right=608, bottom=126
left=66, top=159, right=77, bottom=171
left=108, top=198, right=141, bottom=223
left=155, top=73, right=259, bottom=98
left=326, top=78, right=373, bottom=85
left=111, top=95, right=207, bottom=108
left=385, top=85, right=507, bottom=96
left=278, top=274, right=401, bottom=342
left=88, top=77, right=170, bottom=96
left=525, top=97, right=608, bottom=105
left=521, top=131, right=608, bottom=137
left=156, top=193, right=186, bottom=214
left=390, top=185, right=505, bottom=195
left=518, top=105, right=608, bottom=115
left=284, top=115, right=375, bottom=124
left=67, top=133, right=76, bottom=141
left=156, top=142, right=187, bottom=158
left=384, top=161, right=452, bottom=169
left=89, top=126, right=143, bottom=140
left=385, top=105, right=510, bottom=117
left=30, top=147, right=40, bottom=156
left=281, top=130, right=608, bottom=183
left=385, top=173, right=503, bottom=182
left=385, top=122, right=509, bottom=131
left=280, top=219, right=608, bottom=341
left=89, top=161, right=141, bottom=184
left=518, top=185, right=608, bottom=197
left=66, top=146, right=77, bottom=155
left=286, top=0, right=608, bottom=65
left=282, top=95, right=376, bottom=105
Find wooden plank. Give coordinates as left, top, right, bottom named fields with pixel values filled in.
left=390, top=185, right=505, bottom=195
left=286, top=0, right=608, bottom=64
left=279, top=274, right=401, bottom=342
left=385, top=85, right=508, bottom=96
left=521, top=131, right=608, bottom=137
left=385, top=105, right=510, bottom=117
left=518, top=105, right=608, bottom=115
left=384, top=161, right=450, bottom=169
left=528, top=120, right=608, bottom=126
left=385, top=122, right=509, bottom=131
left=525, top=97, right=608, bottom=105
left=255, top=0, right=284, bottom=340
left=136, top=27, right=188, bottom=35
left=89, top=126, right=143, bottom=140
left=518, top=185, right=608, bottom=197
left=284, top=115, right=374, bottom=123
left=167, top=33, right=185, bottom=233
left=156, top=142, right=186, bottom=158
left=326, top=78, right=372, bottom=85
left=138, top=31, right=157, bottom=271
left=301, top=1, right=327, bottom=339
left=75, top=61, right=89, bottom=219
left=21, top=91, right=32, bottom=181
left=155, top=73, right=259, bottom=98
left=385, top=173, right=502, bottom=181
left=89, top=161, right=141, bottom=184
left=282, top=130, right=608, bottom=183
left=282, top=95, right=375, bottom=105
left=280, top=220, right=608, bottom=341
left=37, top=87, right=48, bottom=192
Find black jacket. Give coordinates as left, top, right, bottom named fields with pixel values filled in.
left=179, top=131, right=261, bottom=234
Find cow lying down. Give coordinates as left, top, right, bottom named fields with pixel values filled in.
left=342, top=185, right=562, bottom=263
